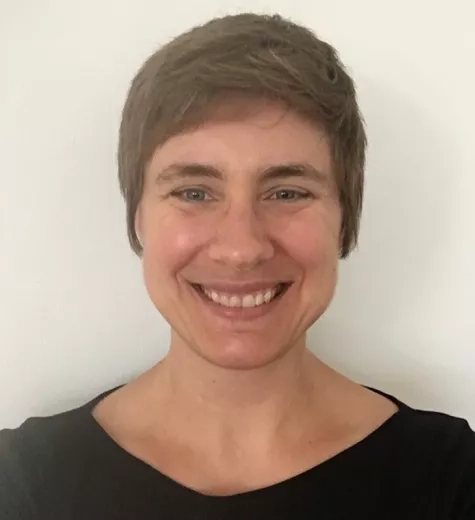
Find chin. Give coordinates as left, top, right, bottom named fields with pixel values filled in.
left=192, top=334, right=302, bottom=371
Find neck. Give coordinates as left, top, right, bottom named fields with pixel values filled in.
left=143, top=337, right=335, bottom=446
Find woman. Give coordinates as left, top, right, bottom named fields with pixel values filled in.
left=1, top=12, right=474, bottom=519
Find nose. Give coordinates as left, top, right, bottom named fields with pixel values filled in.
left=207, top=203, right=274, bottom=271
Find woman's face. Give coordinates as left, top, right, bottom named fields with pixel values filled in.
left=136, top=102, right=342, bottom=369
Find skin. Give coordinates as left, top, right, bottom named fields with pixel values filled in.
left=137, top=101, right=341, bottom=371
left=93, top=101, right=398, bottom=496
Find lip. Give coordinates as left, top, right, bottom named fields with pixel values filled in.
left=190, top=282, right=291, bottom=321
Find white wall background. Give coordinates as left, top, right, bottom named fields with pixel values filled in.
left=1, top=0, right=474, bottom=429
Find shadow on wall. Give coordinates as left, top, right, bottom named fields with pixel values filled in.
left=310, top=78, right=456, bottom=406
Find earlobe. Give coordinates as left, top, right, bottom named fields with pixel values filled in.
left=135, top=209, right=143, bottom=248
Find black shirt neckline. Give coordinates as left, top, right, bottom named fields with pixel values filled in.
left=81, top=383, right=410, bottom=502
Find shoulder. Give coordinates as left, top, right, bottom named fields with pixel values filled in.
left=388, top=393, right=475, bottom=455
left=0, top=388, right=115, bottom=518
left=370, top=386, right=475, bottom=450
left=0, top=389, right=105, bottom=465
left=379, top=391, right=475, bottom=518
left=403, top=404, right=475, bottom=482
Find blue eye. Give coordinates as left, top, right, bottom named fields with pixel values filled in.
left=270, top=190, right=311, bottom=201
left=172, top=189, right=211, bottom=202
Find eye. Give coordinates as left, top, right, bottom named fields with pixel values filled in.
left=268, top=189, right=312, bottom=201
left=171, top=188, right=212, bottom=202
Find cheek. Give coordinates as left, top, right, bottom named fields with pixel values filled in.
left=142, top=211, right=209, bottom=276
left=276, top=208, right=341, bottom=270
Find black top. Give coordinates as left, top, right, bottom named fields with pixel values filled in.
left=1, top=385, right=474, bottom=519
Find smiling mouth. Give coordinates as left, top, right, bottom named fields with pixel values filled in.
left=192, top=283, right=292, bottom=309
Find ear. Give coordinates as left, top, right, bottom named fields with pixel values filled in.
left=135, top=206, right=143, bottom=247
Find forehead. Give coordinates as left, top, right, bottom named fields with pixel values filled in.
left=147, top=102, right=333, bottom=178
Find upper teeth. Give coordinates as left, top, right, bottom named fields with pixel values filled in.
left=202, top=286, right=280, bottom=308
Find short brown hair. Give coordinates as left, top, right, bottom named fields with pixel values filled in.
left=118, top=13, right=367, bottom=258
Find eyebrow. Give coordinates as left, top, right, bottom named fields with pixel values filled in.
left=155, top=162, right=329, bottom=185
left=260, top=163, right=328, bottom=184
